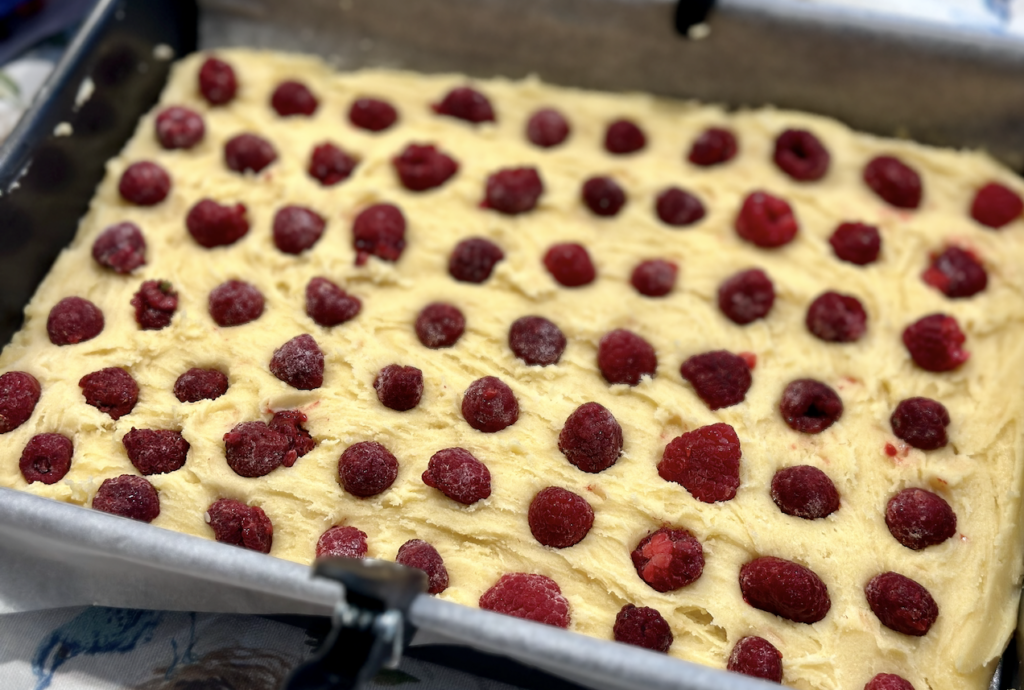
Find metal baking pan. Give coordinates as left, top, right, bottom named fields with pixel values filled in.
left=0, top=0, right=1022, bottom=688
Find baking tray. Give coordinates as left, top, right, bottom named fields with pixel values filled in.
left=1, top=0, right=1023, bottom=688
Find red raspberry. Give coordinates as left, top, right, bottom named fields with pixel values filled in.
left=630, top=260, right=677, bottom=298
left=479, top=573, right=570, bottom=628
left=727, top=636, right=783, bottom=683
left=352, top=203, right=406, bottom=265
left=449, top=238, right=504, bottom=283
left=433, top=86, right=495, bottom=123
left=132, top=280, right=177, bottom=330
left=865, top=571, right=938, bottom=636
left=771, top=466, right=840, bottom=519
left=864, top=155, right=922, bottom=209
left=597, top=329, right=657, bottom=386
left=224, top=133, right=277, bottom=174
left=739, top=556, right=831, bottom=624
left=208, top=280, right=264, bottom=327
left=902, top=314, right=969, bottom=372
left=374, top=364, right=423, bottom=412
left=92, top=222, right=146, bottom=274
left=422, top=447, right=492, bottom=505
left=198, top=56, right=237, bottom=105
left=79, top=368, right=138, bottom=420
left=273, top=205, right=325, bottom=255
left=890, top=397, right=949, bottom=450
left=0, top=371, right=41, bottom=433
left=885, top=488, right=956, bottom=550
left=605, top=119, right=646, bottom=154
left=393, top=144, right=459, bottom=191
left=461, top=376, right=519, bottom=433
left=659, top=423, right=741, bottom=503
left=308, top=142, right=357, bottom=186
left=830, top=222, right=881, bottom=265
left=483, top=167, right=544, bottom=215
left=396, top=540, right=449, bottom=595
left=93, top=475, right=160, bottom=523
left=773, top=129, right=830, bottom=181
left=47, top=296, right=104, bottom=345
left=415, top=302, right=465, bottom=349
left=922, top=246, right=987, bottom=298
left=780, top=379, right=843, bottom=434
left=186, top=199, right=249, bottom=248
left=528, top=487, right=594, bottom=548
left=271, top=80, right=318, bottom=116
left=680, top=350, right=752, bottom=410
left=223, top=421, right=291, bottom=477
left=155, top=106, right=204, bottom=150
left=174, top=368, right=228, bottom=403
left=526, top=108, right=570, bottom=148
left=19, top=433, right=72, bottom=485
left=805, top=291, right=867, bottom=343
left=613, top=605, right=673, bottom=653
left=581, top=176, right=626, bottom=217
left=655, top=187, right=706, bottom=227
left=348, top=97, right=398, bottom=132
left=270, top=334, right=324, bottom=390
left=971, top=182, right=1023, bottom=229
left=123, top=428, right=189, bottom=476
left=735, top=191, right=799, bottom=248
left=509, top=316, right=566, bottom=366
left=119, top=161, right=171, bottom=206
left=269, top=410, right=316, bottom=462
left=206, top=498, right=273, bottom=553
left=631, top=527, right=705, bottom=592
left=544, top=243, right=596, bottom=287
left=559, top=402, right=623, bottom=473
left=866, top=674, right=915, bottom=690
left=316, top=525, right=368, bottom=559
left=688, top=127, right=737, bottom=166
left=305, top=277, right=361, bottom=327
left=718, top=268, right=775, bottom=325
left=339, top=441, right=399, bottom=497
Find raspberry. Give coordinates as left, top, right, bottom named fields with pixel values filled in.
left=432, top=86, right=495, bottom=123
left=658, top=423, right=741, bottom=503
left=132, top=280, right=177, bottom=330
left=528, top=487, right=594, bottom=548
left=613, top=605, right=673, bottom=652
left=479, top=573, right=570, bottom=628
left=865, top=571, right=938, bottom=636
left=223, top=421, right=291, bottom=477
left=449, top=238, right=504, bottom=283
left=864, top=155, right=922, bottom=209
left=771, top=466, right=840, bottom=519
left=118, top=161, right=170, bottom=206
left=208, top=280, right=264, bottom=327
left=631, top=527, right=705, bottom=592
left=374, top=364, right=424, bottom=412
left=483, top=167, right=543, bottom=215
left=174, top=368, right=228, bottom=403
left=461, top=376, right=519, bottom=433
left=273, top=206, right=325, bottom=255
left=866, top=674, right=915, bottom=690
left=205, top=498, right=273, bottom=553
left=352, top=203, right=406, bottom=265
left=526, top=108, right=570, bottom=148
left=308, top=142, right=357, bottom=186
left=971, top=182, right=1022, bottom=229
left=0, top=371, right=41, bottom=433
left=393, top=144, right=459, bottom=191
left=688, top=127, right=737, bottom=166
left=558, top=402, right=623, bottom=473
left=79, top=368, right=138, bottom=420
left=890, top=397, right=949, bottom=450
left=582, top=176, right=626, bottom=217
left=922, top=246, right=987, bottom=298
left=122, top=428, right=189, bottom=476
left=422, top=447, right=491, bottom=505
left=885, top=488, right=957, bottom=550
left=396, top=540, right=449, bottom=594
left=269, top=410, right=316, bottom=461
left=680, top=350, right=752, bottom=410
left=655, top=187, right=706, bottom=227
left=735, top=191, right=798, bottom=248
left=605, top=119, right=646, bottom=154
left=509, top=316, right=566, bottom=366
left=718, top=269, right=775, bottom=325
left=415, top=303, right=465, bottom=349
left=93, top=475, right=160, bottom=523
left=902, top=314, right=969, bottom=372
left=47, top=296, right=104, bottom=345
left=224, top=133, right=277, bottom=174
left=339, top=441, right=399, bottom=497
left=348, top=97, right=398, bottom=132
left=198, top=56, right=237, bottom=105
left=270, top=334, right=324, bottom=390
left=739, top=556, right=831, bottom=624
left=773, top=129, right=830, bottom=181
left=544, top=243, right=596, bottom=287
left=316, top=525, right=368, bottom=559
left=186, top=199, right=249, bottom=248
left=155, top=106, right=204, bottom=150
left=597, top=329, right=657, bottom=386
left=780, top=379, right=843, bottom=434
left=92, top=222, right=146, bottom=274
left=271, top=80, right=318, bottom=116
left=727, top=636, right=783, bottom=683
left=305, top=277, right=361, bottom=327
left=830, top=222, right=881, bottom=265
left=805, top=291, right=867, bottom=343
left=19, top=433, right=73, bottom=484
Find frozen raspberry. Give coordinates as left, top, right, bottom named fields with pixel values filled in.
left=270, top=334, right=324, bottom=390
left=805, top=291, right=867, bottom=343
left=223, top=422, right=291, bottom=477
left=79, top=368, right=138, bottom=419
left=509, top=316, right=566, bottom=366
left=174, top=368, right=228, bottom=403
left=526, top=108, right=570, bottom=148
left=544, top=243, right=596, bottom=287
left=352, top=203, right=406, bottom=265
left=374, top=364, right=423, bottom=412
left=727, top=636, right=783, bottom=683
left=902, top=314, right=969, bottom=372
left=118, top=161, right=170, bottom=206
left=773, top=129, right=830, bottom=181
left=771, top=466, right=840, bottom=519
left=186, top=199, right=249, bottom=248
left=528, top=487, right=594, bottom=548
left=971, top=182, right=1022, bottom=229
left=271, top=80, right=318, bottom=116
left=92, top=222, right=146, bottom=274
left=655, top=187, right=706, bottom=227
left=739, top=556, right=831, bottom=624
left=206, top=498, right=273, bottom=553
left=780, top=380, right=843, bottom=434
left=479, top=573, right=570, bottom=628
left=483, top=167, right=543, bottom=215
left=305, top=277, right=361, bottom=327
left=47, top=296, right=104, bottom=345
left=132, top=280, right=177, bottom=330
left=688, top=127, right=737, bottom=166
left=316, top=525, right=368, bottom=559
left=890, top=397, right=949, bottom=450
left=422, top=447, right=492, bottom=505
left=659, top=423, right=741, bottom=503
left=922, top=246, right=987, bottom=298
left=864, top=155, right=922, bottom=209
left=866, top=572, right=938, bottom=636
left=866, top=674, right=915, bottom=690
left=559, top=402, right=623, bottom=473
left=597, top=329, right=656, bottom=386
left=339, top=441, right=399, bottom=497
left=122, top=428, right=189, bottom=476
left=0, top=371, right=41, bottom=433
left=415, top=303, right=465, bottom=349
left=349, top=97, right=398, bottom=132
left=680, top=351, right=752, bottom=410
left=19, top=433, right=72, bottom=484
left=198, top=56, right=237, bottom=105
left=208, top=280, right=264, bottom=327
left=397, top=540, right=449, bottom=594
left=885, top=488, right=956, bottom=550
left=155, top=106, right=204, bottom=150
left=718, top=269, right=775, bottom=325
left=308, top=142, right=357, bottom=186
left=830, top=222, right=881, bottom=265
left=93, top=475, right=160, bottom=523
left=613, top=605, right=673, bottom=653
left=269, top=409, right=316, bottom=462
left=631, top=527, right=705, bottom=593
left=735, top=191, right=798, bottom=248
left=449, top=238, right=504, bottom=283
left=432, top=86, right=495, bottom=123
left=605, top=119, right=645, bottom=154
left=224, top=133, right=277, bottom=174
left=582, top=176, right=626, bottom=217
left=272, top=206, right=325, bottom=255
left=461, top=376, right=519, bottom=433
left=393, top=144, right=459, bottom=191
